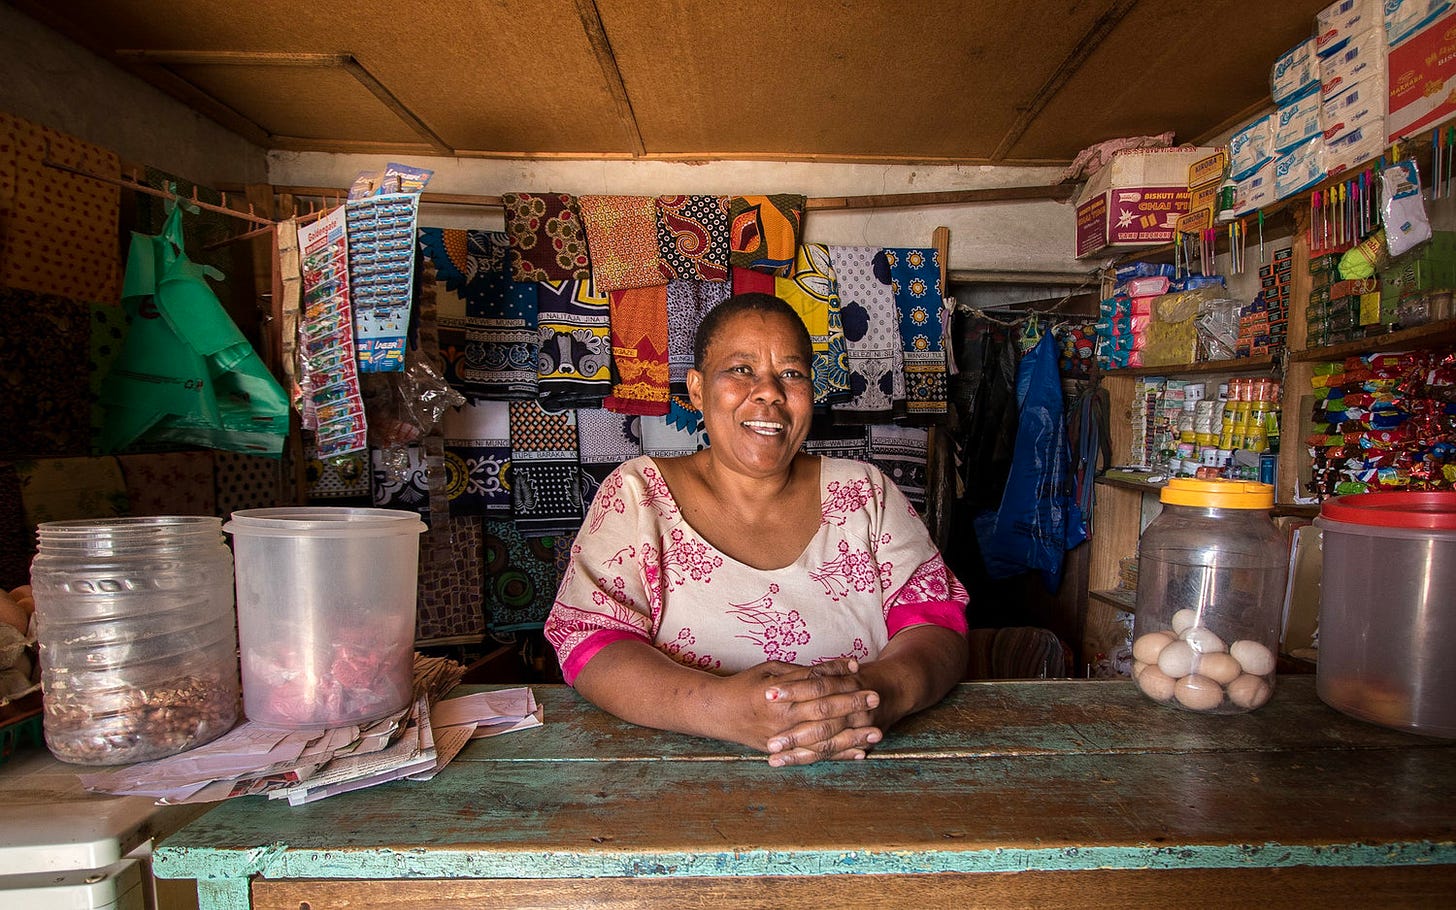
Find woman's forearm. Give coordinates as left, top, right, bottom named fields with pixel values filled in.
left=859, top=624, right=969, bottom=727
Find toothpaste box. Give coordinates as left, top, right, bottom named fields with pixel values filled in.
left=1272, top=38, right=1321, bottom=104
left=1319, top=25, right=1387, bottom=100
left=1274, top=93, right=1324, bottom=152
left=1317, top=0, right=1382, bottom=56
left=1322, top=78, right=1387, bottom=142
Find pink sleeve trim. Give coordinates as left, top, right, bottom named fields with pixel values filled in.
left=887, top=600, right=969, bottom=638
left=561, top=629, right=651, bottom=686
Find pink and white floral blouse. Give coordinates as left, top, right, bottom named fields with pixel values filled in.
left=545, top=456, right=968, bottom=683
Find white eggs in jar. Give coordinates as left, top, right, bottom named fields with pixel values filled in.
left=1230, top=639, right=1276, bottom=676
left=1174, top=673, right=1225, bottom=711
left=1179, top=625, right=1227, bottom=654
left=1132, top=630, right=1175, bottom=664
left=1156, top=640, right=1197, bottom=678
left=1196, top=651, right=1242, bottom=686
left=1171, top=608, right=1198, bottom=635
left=1228, top=673, right=1273, bottom=709
left=1137, top=665, right=1177, bottom=702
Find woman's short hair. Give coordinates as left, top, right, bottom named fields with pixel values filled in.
left=693, top=293, right=813, bottom=370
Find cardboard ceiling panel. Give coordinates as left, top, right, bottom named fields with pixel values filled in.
left=168, top=65, right=424, bottom=144
left=1008, top=0, right=1332, bottom=159
left=598, top=0, right=1111, bottom=161
left=9, top=0, right=1349, bottom=163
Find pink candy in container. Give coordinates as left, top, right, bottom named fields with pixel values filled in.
left=224, top=508, right=426, bottom=730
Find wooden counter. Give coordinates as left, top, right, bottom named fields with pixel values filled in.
left=153, top=677, right=1456, bottom=909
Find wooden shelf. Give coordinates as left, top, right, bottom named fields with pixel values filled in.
left=1096, top=471, right=1166, bottom=493
left=1101, top=354, right=1279, bottom=378
left=1089, top=588, right=1137, bottom=614
left=1289, top=318, right=1456, bottom=361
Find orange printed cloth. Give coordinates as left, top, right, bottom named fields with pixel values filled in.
left=728, top=193, right=806, bottom=276
left=0, top=111, right=121, bottom=304
left=603, top=284, right=670, bottom=416
left=577, top=195, right=664, bottom=291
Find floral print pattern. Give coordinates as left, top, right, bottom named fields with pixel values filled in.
left=545, top=456, right=968, bottom=682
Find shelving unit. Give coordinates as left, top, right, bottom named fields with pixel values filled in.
left=1083, top=149, right=1456, bottom=671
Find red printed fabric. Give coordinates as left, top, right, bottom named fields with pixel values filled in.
left=577, top=195, right=664, bottom=292
left=501, top=192, right=591, bottom=282
left=603, top=285, right=670, bottom=416
left=655, top=194, right=730, bottom=282
left=727, top=193, right=807, bottom=276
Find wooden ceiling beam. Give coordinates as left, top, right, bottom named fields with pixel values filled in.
left=574, top=0, right=647, bottom=157
left=990, top=0, right=1140, bottom=161
left=340, top=55, right=454, bottom=156
left=114, top=50, right=351, bottom=66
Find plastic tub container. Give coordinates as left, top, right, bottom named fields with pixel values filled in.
left=224, top=508, right=426, bottom=730
left=1131, top=479, right=1287, bottom=714
left=29, top=517, right=239, bottom=765
left=1315, top=492, right=1456, bottom=738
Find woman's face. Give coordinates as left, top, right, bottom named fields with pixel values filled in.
left=687, top=309, right=814, bottom=479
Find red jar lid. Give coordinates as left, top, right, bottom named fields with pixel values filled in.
left=1320, top=491, right=1456, bottom=530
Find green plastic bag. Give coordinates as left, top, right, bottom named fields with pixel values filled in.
left=101, top=205, right=289, bottom=456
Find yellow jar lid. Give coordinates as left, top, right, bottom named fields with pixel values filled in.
left=1160, top=477, right=1274, bottom=509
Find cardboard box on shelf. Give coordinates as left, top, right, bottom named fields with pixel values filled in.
left=1075, top=147, right=1217, bottom=258
left=1387, top=9, right=1456, bottom=141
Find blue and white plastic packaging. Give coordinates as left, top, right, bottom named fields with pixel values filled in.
left=1316, top=0, right=1381, bottom=56
left=1271, top=38, right=1321, bottom=105
left=1384, top=0, right=1450, bottom=47
left=1322, top=81, right=1387, bottom=143
left=1274, top=138, right=1327, bottom=200
left=1229, top=116, right=1274, bottom=180
left=1275, top=93, right=1325, bottom=152
left=1233, top=161, right=1276, bottom=216
left=1325, top=125, right=1384, bottom=174
left=1319, top=26, right=1386, bottom=100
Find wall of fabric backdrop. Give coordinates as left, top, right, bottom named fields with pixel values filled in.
left=348, top=192, right=957, bottom=644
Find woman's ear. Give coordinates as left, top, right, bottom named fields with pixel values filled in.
left=685, top=368, right=704, bottom=410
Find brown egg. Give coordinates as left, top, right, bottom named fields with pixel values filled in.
left=1227, top=674, right=1273, bottom=709
left=1137, top=665, right=1177, bottom=702
left=0, top=590, right=26, bottom=633
left=1175, top=673, right=1225, bottom=711
left=1132, top=630, right=1175, bottom=664
left=1196, top=651, right=1242, bottom=686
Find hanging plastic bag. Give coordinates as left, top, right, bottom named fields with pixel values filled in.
left=1381, top=160, right=1432, bottom=258
left=101, top=205, right=290, bottom=456
left=974, top=332, right=1087, bottom=589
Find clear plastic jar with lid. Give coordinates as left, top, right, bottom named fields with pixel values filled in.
left=1131, top=478, right=1288, bottom=714
left=30, top=516, right=240, bottom=765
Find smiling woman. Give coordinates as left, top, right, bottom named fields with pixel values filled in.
left=544, top=293, right=970, bottom=768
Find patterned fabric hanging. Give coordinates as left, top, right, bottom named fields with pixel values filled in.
left=827, top=246, right=905, bottom=417
left=507, top=401, right=585, bottom=536
left=482, top=518, right=561, bottom=634
left=575, top=407, right=642, bottom=508
left=416, top=516, right=487, bottom=643
left=665, top=279, right=733, bottom=396
left=641, top=396, right=707, bottom=457
left=535, top=278, right=615, bottom=408
left=420, top=228, right=539, bottom=399
left=775, top=244, right=849, bottom=405
left=656, top=194, right=730, bottom=282
left=501, top=192, right=591, bottom=282
left=868, top=424, right=930, bottom=515
left=728, top=194, right=806, bottom=275
left=884, top=247, right=949, bottom=416
left=577, top=195, right=663, bottom=291
left=602, top=284, right=671, bottom=416
left=441, top=399, right=512, bottom=517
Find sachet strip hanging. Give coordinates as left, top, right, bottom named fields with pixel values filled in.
left=441, top=399, right=512, bottom=517
left=666, top=279, right=733, bottom=396
left=420, top=228, right=539, bottom=400
left=345, top=192, right=418, bottom=372
left=728, top=193, right=806, bottom=275
left=776, top=243, right=850, bottom=405
left=603, top=284, right=671, bottom=416
left=827, top=246, right=906, bottom=417
left=656, top=194, right=730, bottom=282
left=298, top=207, right=368, bottom=459
left=577, top=195, right=664, bottom=291
left=502, top=192, right=591, bottom=282
left=535, top=278, right=614, bottom=408
left=507, top=401, right=585, bottom=536
left=885, top=247, right=949, bottom=416
left=575, top=406, right=643, bottom=508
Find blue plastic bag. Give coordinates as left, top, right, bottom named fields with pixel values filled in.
left=974, top=332, right=1087, bottom=589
